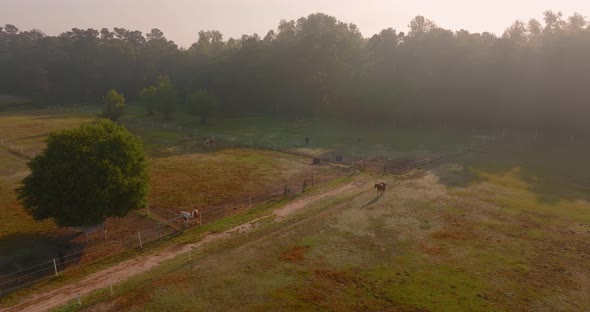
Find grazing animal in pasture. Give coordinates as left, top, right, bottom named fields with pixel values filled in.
left=374, top=182, right=387, bottom=195
left=178, top=209, right=200, bottom=225
left=203, top=137, right=216, bottom=146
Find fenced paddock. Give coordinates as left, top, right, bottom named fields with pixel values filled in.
left=0, top=107, right=499, bottom=299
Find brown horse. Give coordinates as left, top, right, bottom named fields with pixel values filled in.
left=374, top=182, right=387, bottom=195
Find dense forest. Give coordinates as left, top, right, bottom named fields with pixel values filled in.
left=1, top=11, right=589, bottom=132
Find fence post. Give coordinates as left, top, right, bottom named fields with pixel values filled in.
left=146, top=203, right=150, bottom=216
left=53, top=258, right=59, bottom=276
left=77, top=293, right=81, bottom=306
left=138, top=232, right=143, bottom=249
left=302, top=179, right=307, bottom=192
left=284, top=185, right=288, bottom=197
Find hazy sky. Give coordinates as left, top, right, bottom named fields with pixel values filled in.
left=2, top=0, right=589, bottom=47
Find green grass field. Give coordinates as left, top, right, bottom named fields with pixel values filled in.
left=2, top=106, right=589, bottom=311
left=122, top=104, right=480, bottom=160
left=59, top=139, right=590, bottom=312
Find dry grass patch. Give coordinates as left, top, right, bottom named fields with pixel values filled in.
left=279, top=245, right=308, bottom=265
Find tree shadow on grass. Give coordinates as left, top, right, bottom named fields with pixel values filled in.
left=431, top=142, right=590, bottom=205
left=0, top=231, right=88, bottom=293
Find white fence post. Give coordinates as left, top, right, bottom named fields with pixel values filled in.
left=53, top=258, right=58, bottom=276
left=77, top=293, right=81, bottom=306
left=138, top=232, right=143, bottom=249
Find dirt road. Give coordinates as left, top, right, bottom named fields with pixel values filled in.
left=1, top=182, right=361, bottom=312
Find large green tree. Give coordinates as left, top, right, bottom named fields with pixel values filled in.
left=16, top=120, right=149, bottom=227
left=102, top=89, right=125, bottom=121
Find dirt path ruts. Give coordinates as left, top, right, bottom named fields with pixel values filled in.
left=1, top=182, right=360, bottom=312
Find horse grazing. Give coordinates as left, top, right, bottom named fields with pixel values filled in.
left=203, top=137, right=216, bottom=146
left=178, top=209, right=200, bottom=225
left=374, top=182, right=387, bottom=195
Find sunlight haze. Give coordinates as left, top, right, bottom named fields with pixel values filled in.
left=2, top=0, right=589, bottom=47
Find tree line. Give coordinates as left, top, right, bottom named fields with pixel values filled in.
left=1, top=11, right=590, bottom=132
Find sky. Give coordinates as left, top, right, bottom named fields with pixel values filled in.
left=2, top=0, right=589, bottom=47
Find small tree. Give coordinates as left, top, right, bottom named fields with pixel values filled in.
left=16, top=120, right=149, bottom=227
left=102, top=89, right=125, bottom=121
left=186, top=88, right=219, bottom=124
left=155, top=75, right=176, bottom=120
left=140, top=76, right=177, bottom=120
left=139, top=86, right=157, bottom=116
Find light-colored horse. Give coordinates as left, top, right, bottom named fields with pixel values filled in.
left=178, top=209, right=200, bottom=225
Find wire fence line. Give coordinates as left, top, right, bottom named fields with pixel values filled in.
left=0, top=215, right=179, bottom=297
left=122, top=118, right=365, bottom=167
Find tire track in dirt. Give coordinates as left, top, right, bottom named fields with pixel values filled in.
left=1, top=181, right=361, bottom=312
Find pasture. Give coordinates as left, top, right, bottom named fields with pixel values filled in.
left=0, top=108, right=344, bottom=295
left=122, top=105, right=481, bottom=160
left=60, top=139, right=590, bottom=311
